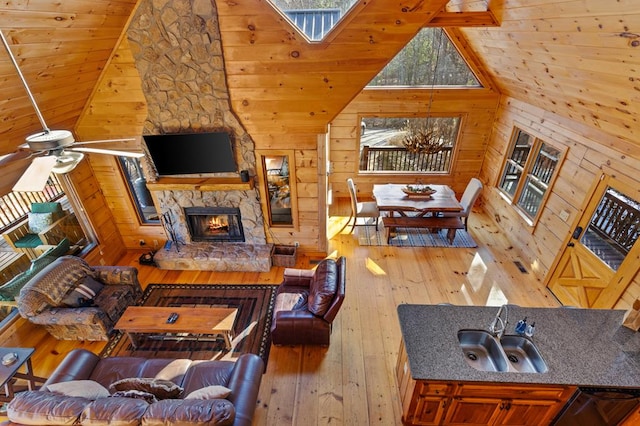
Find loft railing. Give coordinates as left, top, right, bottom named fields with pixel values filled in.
left=359, top=145, right=453, bottom=172
left=0, top=175, right=64, bottom=233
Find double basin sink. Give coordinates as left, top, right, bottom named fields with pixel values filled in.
left=457, top=329, right=548, bottom=373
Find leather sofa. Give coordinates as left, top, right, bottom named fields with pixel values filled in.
left=3, top=348, right=264, bottom=426
left=270, top=256, right=346, bottom=345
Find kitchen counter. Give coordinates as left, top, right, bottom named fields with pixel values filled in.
left=398, top=304, right=640, bottom=387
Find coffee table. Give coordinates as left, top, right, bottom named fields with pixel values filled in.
left=0, top=347, right=46, bottom=403
left=115, top=306, right=238, bottom=350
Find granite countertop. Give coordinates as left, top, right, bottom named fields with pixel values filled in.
left=398, top=304, right=640, bottom=387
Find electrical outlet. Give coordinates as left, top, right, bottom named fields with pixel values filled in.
left=294, top=241, right=299, bottom=247
left=139, top=239, right=146, bottom=246
left=559, top=210, right=570, bottom=222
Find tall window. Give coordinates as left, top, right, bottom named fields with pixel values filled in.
left=499, top=128, right=564, bottom=224
left=118, top=157, right=159, bottom=224
left=257, top=151, right=298, bottom=228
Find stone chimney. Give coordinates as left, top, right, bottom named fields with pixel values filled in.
left=126, top=0, right=271, bottom=271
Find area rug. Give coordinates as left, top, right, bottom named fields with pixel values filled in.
left=101, top=284, right=277, bottom=366
left=356, top=224, right=478, bottom=248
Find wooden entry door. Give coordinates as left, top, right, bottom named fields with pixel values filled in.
left=548, top=175, right=640, bottom=308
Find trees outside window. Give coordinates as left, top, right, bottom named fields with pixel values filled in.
left=368, top=28, right=480, bottom=87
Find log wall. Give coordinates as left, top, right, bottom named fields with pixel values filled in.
left=329, top=88, right=499, bottom=198
left=482, top=96, right=640, bottom=310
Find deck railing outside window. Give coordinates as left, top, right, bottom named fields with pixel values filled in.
left=359, top=145, right=453, bottom=172
left=581, top=188, right=640, bottom=271
left=0, top=175, right=64, bottom=233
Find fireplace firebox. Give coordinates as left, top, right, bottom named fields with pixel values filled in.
left=184, top=207, right=245, bottom=242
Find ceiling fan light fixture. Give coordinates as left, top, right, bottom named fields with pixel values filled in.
left=52, top=151, right=84, bottom=174
left=25, top=129, right=75, bottom=151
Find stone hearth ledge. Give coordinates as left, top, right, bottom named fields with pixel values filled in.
left=154, top=242, right=274, bottom=272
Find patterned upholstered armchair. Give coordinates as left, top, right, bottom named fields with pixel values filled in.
left=17, top=256, right=142, bottom=341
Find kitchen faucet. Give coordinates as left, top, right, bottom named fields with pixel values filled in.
left=488, top=304, right=509, bottom=338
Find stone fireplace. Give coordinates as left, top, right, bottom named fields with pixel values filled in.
left=127, top=0, right=273, bottom=272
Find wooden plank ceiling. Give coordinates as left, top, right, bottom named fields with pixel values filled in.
left=0, top=0, right=138, bottom=159
left=1, top=0, right=640, bottom=170
left=451, top=0, right=640, bottom=150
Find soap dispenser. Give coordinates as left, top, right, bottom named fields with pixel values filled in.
left=525, top=322, right=536, bottom=338
left=515, top=316, right=527, bottom=334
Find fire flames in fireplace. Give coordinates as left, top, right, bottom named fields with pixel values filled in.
left=208, top=216, right=229, bottom=234
left=184, top=207, right=245, bottom=242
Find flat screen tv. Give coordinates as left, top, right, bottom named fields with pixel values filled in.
left=143, top=132, right=238, bottom=176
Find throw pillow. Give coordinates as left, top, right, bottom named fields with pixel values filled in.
left=185, top=385, right=232, bottom=400
left=28, top=212, right=54, bottom=233
left=61, top=275, right=104, bottom=308
left=109, top=378, right=184, bottom=400
left=46, top=379, right=110, bottom=399
left=112, top=390, right=158, bottom=404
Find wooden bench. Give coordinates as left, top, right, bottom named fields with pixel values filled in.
left=382, top=216, right=465, bottom=244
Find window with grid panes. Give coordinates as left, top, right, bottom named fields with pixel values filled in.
left=498, top=128, right=564, bottom=224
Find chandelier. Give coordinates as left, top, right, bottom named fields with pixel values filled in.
left=403, top=30, right=445, bottom=154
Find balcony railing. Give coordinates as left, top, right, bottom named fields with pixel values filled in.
left=590, top=190, right=640, bottom=254
left=360, top=145, right=453, bottom=172
left=0, top=175, right=64, bottom=233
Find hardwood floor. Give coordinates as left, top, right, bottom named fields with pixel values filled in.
left=0, top=200, right=560, bottom=425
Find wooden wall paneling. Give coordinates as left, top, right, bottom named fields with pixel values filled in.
left=74, top=31, right=160, bottom=250
left=329, top=88, right=499, bottom=198
left=0, top=0, right=139, bottom=156
left=75, top=37, right=146, bottom=141
left=482, top=96, right=640, bottom=310
left=65, top=157, right=126, bottom=266
left=458, top=0, right=640, bottom=151
left=218, top=0, right=452, bottom=146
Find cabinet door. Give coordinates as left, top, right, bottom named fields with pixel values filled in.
left=406, top=396, right=449, bottom=425
left=494, top=399, right=559, bottom=425
left=444, top=397, right=502, bottom=426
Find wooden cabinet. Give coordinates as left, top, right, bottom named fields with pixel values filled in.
left=445, top=383, right=575, bottom=425
left=396, top=341, right=576, bottom=425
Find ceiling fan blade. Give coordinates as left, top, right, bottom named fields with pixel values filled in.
left=69, top=147, right=144, bottom=158
left=12, top=156, right=57, bottom=192
left=72, top=138, right=137, bottom=145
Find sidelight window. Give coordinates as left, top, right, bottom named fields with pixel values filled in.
left=498, top=128, right=564, bottom=225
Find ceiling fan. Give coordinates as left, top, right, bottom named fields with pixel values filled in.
left=1, top=29, right=144, bottom=192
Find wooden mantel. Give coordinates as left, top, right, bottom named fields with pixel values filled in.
left=146, top=177, right=254, bottom=192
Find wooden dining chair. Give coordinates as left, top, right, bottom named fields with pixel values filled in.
left=346, top=178, right=380, bottom=233
left=442, top=178, right=483, bottom=231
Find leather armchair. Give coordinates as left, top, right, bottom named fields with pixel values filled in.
left=17, top=256, right=141, bottom=341
left=271, top=256, right=346, bottom=345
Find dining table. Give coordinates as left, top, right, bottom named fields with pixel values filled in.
left=372, top=184, right=463, bottom=216
left=372, top=184, right=464, bottom=244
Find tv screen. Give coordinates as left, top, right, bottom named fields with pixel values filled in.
left=143, top=132, right=237, bottom=176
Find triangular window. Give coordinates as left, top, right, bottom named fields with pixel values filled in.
left=268, top=0, right=358, bottom=41
left=368, top=28, right=481, bottom=87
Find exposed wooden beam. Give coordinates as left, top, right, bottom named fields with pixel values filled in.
left=427, top=11, right=499, bottom=27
